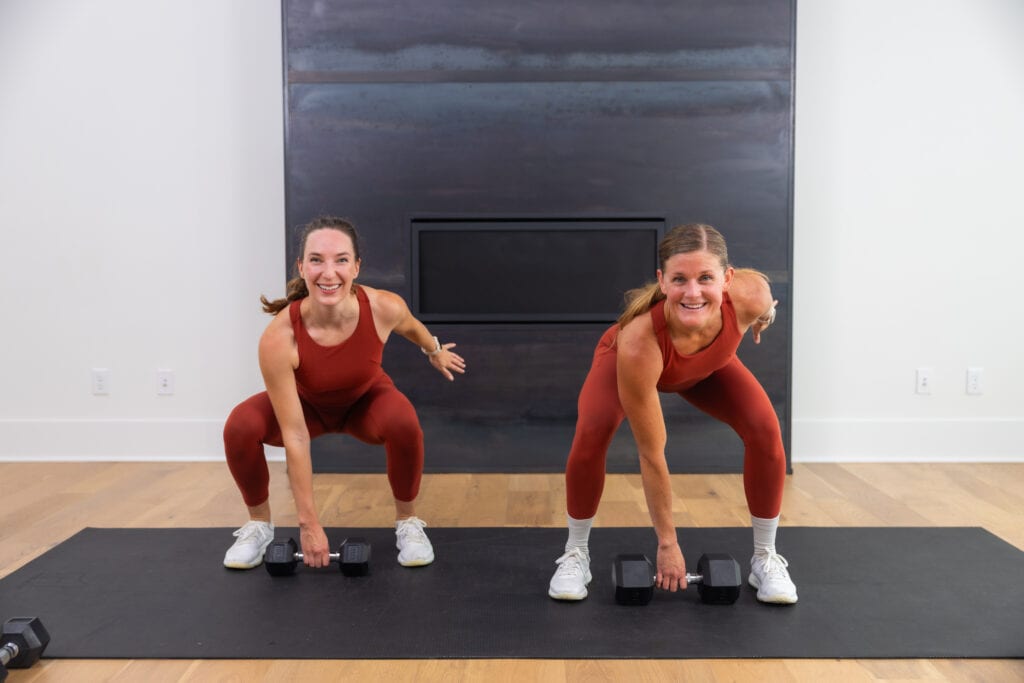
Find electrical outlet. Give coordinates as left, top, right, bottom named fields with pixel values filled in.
left=915, top=367, right=932, bottom=395
left=966, top=367, right=983, bottom=395
left=157, top=369, right=175, bottom=396
left=92, top=368, right=110, bottom=395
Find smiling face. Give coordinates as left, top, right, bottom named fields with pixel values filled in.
left=656, top=249, right=733, bottom=330
left=297, top=228, right=361, bottom=304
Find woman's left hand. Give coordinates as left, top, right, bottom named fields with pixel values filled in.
left=429, top=343, right=466, bottom=381
left=751, top=299, right=778, bottom=345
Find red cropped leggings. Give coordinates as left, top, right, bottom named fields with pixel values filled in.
left=223, top=378, right=423, bottom=507
left=566, top=353, right=786, bottom=520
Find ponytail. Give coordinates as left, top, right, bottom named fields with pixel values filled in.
left=616, top=223, right=732, bottom=328
left=260, top=215, right=362, bottom=315
left=617, top=282, right=665, bottom=328
left=259, top=276, right=309, bottom=315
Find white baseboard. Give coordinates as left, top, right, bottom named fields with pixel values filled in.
left=1, top=418, right=1021, bottom=464
left=792, top=417, right=1024, bottom=462
left=0, top=419, right=285, bottom=462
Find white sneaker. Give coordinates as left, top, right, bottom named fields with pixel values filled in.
left=223, top=520, right=275, bottom=569
left=749, top=550, right=798, bottom=604
left=548, top=547, right=592, bottom=600
left=396, top=516, right=435, bottom=566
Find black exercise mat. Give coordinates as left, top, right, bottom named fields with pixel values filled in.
left=1, top=527, right=1021, bottom=659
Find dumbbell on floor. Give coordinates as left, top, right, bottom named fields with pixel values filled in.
left=613, top=553, right=742, bottom=605
left=1, top=617, right=50, bottom=682
left=265, top=537, right=371, bottom=577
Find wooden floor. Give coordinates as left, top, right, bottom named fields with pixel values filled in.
left=1, top=461, right=1022, bottom=682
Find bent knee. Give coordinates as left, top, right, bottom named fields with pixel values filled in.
left=223, top=406, right=265, bottom=450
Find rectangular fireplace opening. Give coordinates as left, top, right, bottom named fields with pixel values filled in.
left=412, top=217, right=664, bottom=323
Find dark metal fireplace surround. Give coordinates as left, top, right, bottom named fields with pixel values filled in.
left=282, top=0, right=795, bottom=473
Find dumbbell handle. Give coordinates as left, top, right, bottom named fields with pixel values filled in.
left=1, top=640, right=20, bottom=666
left=650, top=570, right=705, bottom=585
left=292, top=551, right=341, bottom=562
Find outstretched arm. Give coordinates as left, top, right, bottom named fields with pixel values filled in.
left=730, top=268, right=777, bottom=344
left=366, top=287, right=467, bottom=380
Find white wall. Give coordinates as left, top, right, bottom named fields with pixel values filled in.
left=0, top=1, right=1020, bottom=462
left=0, top=1, right=285, bottom=459
left=793, top=0, right=1024, bottom=460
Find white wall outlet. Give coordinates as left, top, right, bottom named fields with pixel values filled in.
left=915, top=367, right=932, bottom=395
left=92, top=368, right=110, bottom=395
left=156, top=369, right=175, bottom=396
left=966, top=367, right=983, bottom=395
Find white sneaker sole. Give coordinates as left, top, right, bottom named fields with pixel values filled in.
left=398, top=552, right=435, bottom=567
left=548, top=587, right=589, bottom=601
left=748, top=573, right=798, bottom=604
left=223, top=555, right=265, bottom=570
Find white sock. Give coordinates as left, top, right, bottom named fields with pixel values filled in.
left=751, top=515, right=779, bottom=556
left=565, top=515, right=593, bottom=555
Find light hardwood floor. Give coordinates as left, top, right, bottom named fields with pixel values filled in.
left=1, top=461, right=1022, bottom=682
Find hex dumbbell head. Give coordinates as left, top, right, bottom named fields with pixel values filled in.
left=339, top=537, right=371, bottom=576
left=264, top=537, right=300, bottom=576
left=1, top=616, right=50, bottom=668
left=696, top=553, right=742, bottom=605
left=612, top=553, right=655, bottom=605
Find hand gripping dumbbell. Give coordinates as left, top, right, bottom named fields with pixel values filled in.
left=612, top=553, right=742, bottom=605
left=1, top=617, right=50, bottom=682
left=264, top=537, right=371, bottom=577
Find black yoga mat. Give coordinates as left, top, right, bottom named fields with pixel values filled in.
left=1, top=527, right=1021, bottom=659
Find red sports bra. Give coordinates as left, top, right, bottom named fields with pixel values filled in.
left=289, top=287, right=386, bottom=407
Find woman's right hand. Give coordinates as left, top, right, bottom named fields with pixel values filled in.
left=299, top=523, right=330, bottom=567
left=655, top=542, right=689, bottom=592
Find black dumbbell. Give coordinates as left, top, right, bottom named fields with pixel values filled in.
left=612, top=553, right=742, bottom=605
left=264, top=537, right=371, bottom=577
left=1, top=617, right=50, bottom=681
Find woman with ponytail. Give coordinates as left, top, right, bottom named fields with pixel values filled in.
left=221, top=216, right=465, bottom=572
left=548, top=223, right=797, bottom=605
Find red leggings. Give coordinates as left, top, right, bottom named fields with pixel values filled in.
left=566, top=353, right=786, bottom=519
left=223, top=379, right=423, bottom=507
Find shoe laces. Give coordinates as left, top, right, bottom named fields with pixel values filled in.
left=232, top=520, right=268, bottom=543
left=396, top=516, right=429, bottom=544
left=755, top=550, right=790, bottom=578
left=554, top=547, right=589, bottom=577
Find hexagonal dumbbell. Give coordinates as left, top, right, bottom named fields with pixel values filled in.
left=1, top=617, right=50, bottom=681
left=264, top=537, right=371, bottom=577
left=612, top=552, right=742, bottom=605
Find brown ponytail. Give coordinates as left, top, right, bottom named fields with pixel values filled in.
left=258, top=215, right=361, bottom=316
left=260, top=276, right=309, bottom=315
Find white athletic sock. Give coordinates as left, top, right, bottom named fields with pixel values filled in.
left=565, top=515, right=594, bottom=554
left=751, top=515, right=780, bottom=556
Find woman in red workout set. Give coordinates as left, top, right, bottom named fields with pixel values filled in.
left=222, top=216, right=465, bottom=570
left=548, top=223, right=797, bottom=604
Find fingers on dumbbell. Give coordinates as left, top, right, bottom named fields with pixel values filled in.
left=613, top=552, right=741, bottom=605
left=264, top=537, right=371, bottom=576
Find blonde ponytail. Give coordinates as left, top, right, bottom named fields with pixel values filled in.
left=615, top=223, right=731, bottom=328
left=617, top=282, right=665, bottom=327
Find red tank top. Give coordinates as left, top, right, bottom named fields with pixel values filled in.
left=650, top=292, right=742, bottom=392
left=289, top=287, right=386, bottom=407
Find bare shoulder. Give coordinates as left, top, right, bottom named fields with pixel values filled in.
left=728, top=268, right=774, bottom=325
left=361, top=285, right=408, bottom=325
left=616, top=313, right=663, bottom=399
left=617, top=313, right=660, bottom=364
left=258, top=308, right=296, bottom=366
